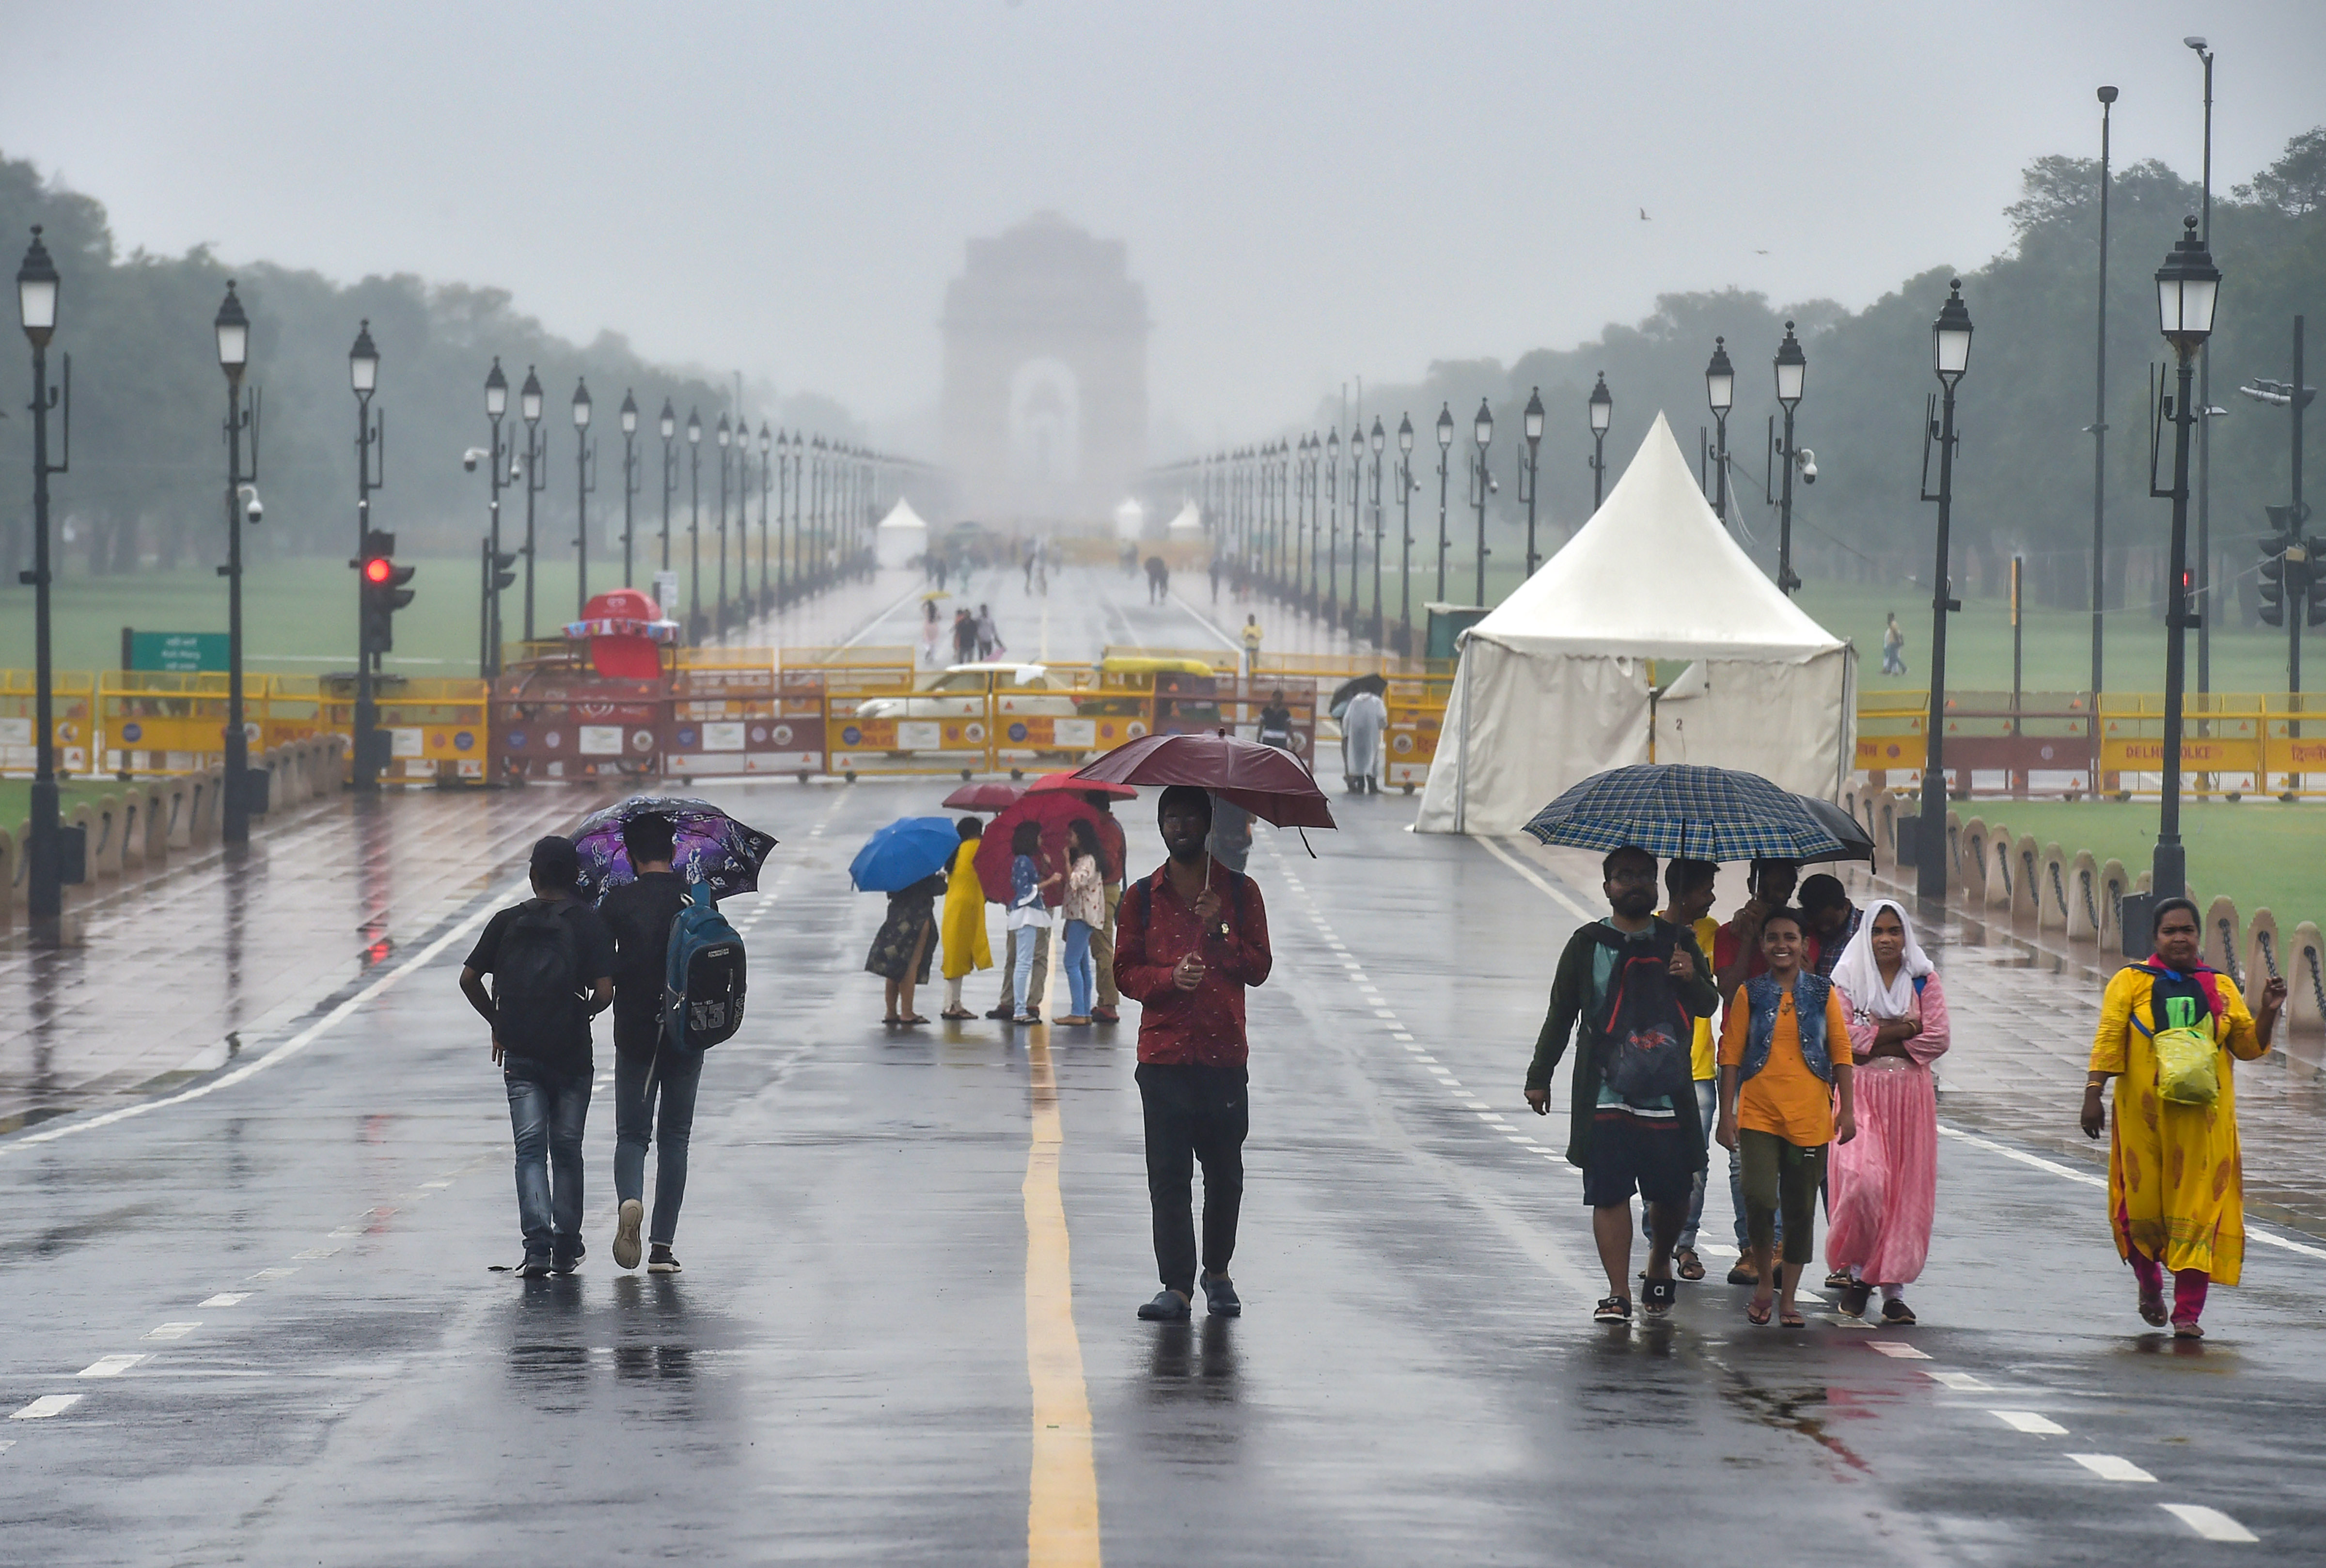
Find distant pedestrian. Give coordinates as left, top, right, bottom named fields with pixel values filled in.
left=1659, top=856, right=1722, bottom=1284
left=458, top=836, right=616, bottom=1278
left=1256, top=689, right=1293, bottom=750
left=1115, top=785, right=1273, bottom=1322
left=1340, top=688, right=1387, bottom=794
left=921, top=599, right=943, bottom=666
left=977, top=603, right=1002, bottom=660
left=1146, top=555, right=1170, bottom=603
left=1799, top=874, right=1861, bottom=980
left=1716, top=906, right=1855, bottom=1329
left=2081, top=898, right=2284, bottom=1339
left=1241, top=613, right=1262, bottom=677
left=1882, top=613, right=1907, bottom=675
left=1826, top=899, right=1950, bottom=1323
left=1058, top=819, right=1106, bottom=1026
left=952, top=608, right=978, bottom=663
left=865, top=865, right=943, bottom=1027
left=1209, top=552, right=1223, bottom=604
left=1524, top=846, right=1717, bottom=1325
left=939, top=818, right=992, bottom=1020
left=1005, top=819, right=1059, bottom=1025
left=595, top=812, right=702, bottom=1275
left=1024, top=543, right=1037, bottom=593
left=1084, top=793, right=1128, bottom=1025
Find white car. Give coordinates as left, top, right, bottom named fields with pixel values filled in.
left=853, top=663, right=1080, bottom=723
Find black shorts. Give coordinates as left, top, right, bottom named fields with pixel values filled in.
left=1581, top=1109, right=1695, bottom=1209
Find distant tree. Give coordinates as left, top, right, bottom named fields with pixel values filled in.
left=2235, top=126, right=2326, bottom=216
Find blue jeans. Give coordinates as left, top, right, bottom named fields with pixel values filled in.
left=1010, top=919, right=1048, bottom=1017
left=613, top=1048, right=704, bottom=1248
left=1678, top=1078, right=1718, bottom=1253
left=1063, top=919, right=1096, bottom=1016
left=505, top=1067, right=591, bottom=1261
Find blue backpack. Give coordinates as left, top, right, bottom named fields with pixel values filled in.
left=662, top=888, right=746, bottom=1051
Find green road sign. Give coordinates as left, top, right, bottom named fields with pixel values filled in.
left=126, top=630, right=230, bottom=673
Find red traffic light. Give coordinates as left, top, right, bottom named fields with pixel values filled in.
left=362, top=556, right=394, bottom=584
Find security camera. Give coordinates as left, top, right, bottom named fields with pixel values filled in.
left=239, top=484, right=263, bottom=525
left=1796, top=447, right=1817, bottom=485
left=463, top=446, right=487, bottom=472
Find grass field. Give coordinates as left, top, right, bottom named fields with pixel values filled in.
left=0, top=779, right=126, bottom=834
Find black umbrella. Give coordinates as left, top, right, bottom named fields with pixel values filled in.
left=1794, top=793, right=1877, bottom=866
left=1328, top=671, right=1388, bottom=720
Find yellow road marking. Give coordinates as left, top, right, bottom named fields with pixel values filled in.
left=1024, top=932, right=1100, bottom=1565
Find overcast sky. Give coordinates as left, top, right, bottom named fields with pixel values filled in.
left=3, top=0, right=2320, bottom=448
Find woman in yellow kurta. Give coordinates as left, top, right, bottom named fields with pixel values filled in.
left=937, top=819, right=994, bottom=1020
left=2083, top=896, right=2284, bottom=1338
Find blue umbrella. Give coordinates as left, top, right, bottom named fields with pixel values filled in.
left=1522, top=764, right=1861, bottom=862
left=850, top=815, right=961, bottom=893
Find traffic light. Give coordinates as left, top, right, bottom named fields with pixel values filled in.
left=359, top=529, right=416, bottom=655
left=490, top=548, right=517, bottom=593
left=2307, top=536, right=2326, bottom=629
left=2260, top=536, right=2288, bottom=627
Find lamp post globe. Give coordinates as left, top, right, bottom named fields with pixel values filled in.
left=688, top=409, right=701, bottom=446
left=485, top=358, right=507, bottom=418
left=1473, top=398, right=1493, bottom=452
left=348, top=319, right=378, bottom=395
left=660, top=401, right=676, bottom=440
left=214, top=281, right=249, bottom=379
left=620, top=390, right=638, bottom=435
left=2156, top=214, right=2221, bottom=354
left=1524, top=387, right=1545, bottom=444
left=1369, top=419, right=1385, bottom=456
left=1398, top=413, right=1414, bottom=455
left=1933, top=281, right=1974, bottom=382
left=1436, top=405, right=1454, bottom=450
left=16, top=224, right=58, bottom=346
left=1704, top=337, right=1734, bottom=414
left=1588, top=372, right=1612, bottom=435
left=1774, top=321, right=1806, bottom=409
left=572, top=378, right=592, bottom=428
left=519, top=366, right=543, bottom=424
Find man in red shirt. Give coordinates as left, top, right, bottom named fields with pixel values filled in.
left=1112, top=784, right=1273, bottom=1322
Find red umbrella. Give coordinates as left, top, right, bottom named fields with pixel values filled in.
left=974, top=789, right=1100, bottom=905
left=1071, top=731, right=1336, bottom=830
left=1025, top=771, right=1137, bottom=800
left=941, top=780, right=1023, bottom=811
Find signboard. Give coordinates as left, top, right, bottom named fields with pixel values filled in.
left=127, top=630, right=229, bottom=673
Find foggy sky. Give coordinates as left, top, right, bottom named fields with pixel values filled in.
left=3, top=0, right=2320, bottom=451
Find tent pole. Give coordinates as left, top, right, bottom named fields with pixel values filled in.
left=1454, top=639, right=1473, bottom=835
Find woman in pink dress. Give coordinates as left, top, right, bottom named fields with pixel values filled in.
left=1825, top=899, right=1949, bottom=1324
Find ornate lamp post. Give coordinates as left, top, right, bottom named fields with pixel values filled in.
left=1323, top=429, right=1341, bottom=621
left=348, top=320, right=384, bottom=791
left=213, top=282, right=262, bottom=845
left=715, top=414, right=732, bottom=636
left=759, top=423, right=773, bottom=612
left=1435, top=403, right=1454, bottom=600
left=658, top=398, right=677, bottom=576
left=1345, top=429, right=1363, bottom=631
left=1369, top=417, right=1387, bottom=645
left=1588, top=372, right=1613, bottom=512
left=1470, top=398, right=1494, bottom=606
left=1396, top=413, right=1416, bottom=655
left=519, top=365, right=545, bottom=641
left=619, top=391, right=639, bottom=588
left=16, top=227, right=69, bottom=933
left=1916, top=282, right=1975, bottom=902
left=1705, top=338, right=1734, bottom=522
left=686, top=408, right=704, bottom=641
left=571, top=378, right=596, bottom=616
left=481, top=360, right=511, bottom=677
left=1772, top=322, right=1807, bottom=595
left=776, top=430, right=792, bottom=599
left=2091, top=85, right=2118, bottom=701
left=1521, top=386, right=1544, bottom=577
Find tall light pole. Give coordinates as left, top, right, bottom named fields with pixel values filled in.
left=619, top=391, right=639, bottom=588
left=214, top=282, right=260, bottom=846
left=1345, top=429, right=1363, bottom=631
left=1396, top=413, right=1416, bottom=655
left=759, top=423, right=773, bottom=612
left=483, top=360, right=510, bottom=678
left=1705, top=338, right=1734, bottom=523
left=2149, top=216, right=2223, bottom=908
left=1323, top=429, right=1341, bottom=622
left=657, top=399, right=676, bottom=578
left=1917, top=282, right=1975, bottom=903
left=571, top=378, right=596, bottom=617
left=686, top=408, right=704, bottom=641
left=1470, top=398, right=1494, bottom=606
left=348, top=320, right=383, bottom=792
left=776, top=430, right=791, bottom=600
left=1772, top=321, right=1807, bottom=595
left=1588, top=372, right=1613, bottom=512
left=1435, top=403, right=1454, bottom=601
left=2091, top=86, right=2117, bottom=701
left=519, top=365, right=544, bottom=642
left=715, top=414, right=732, bottom=636
left=2188, top=37, right=2216, bottom=696
left=16, top=227, right=69, bottom=935
left=1369, top=417, right=1387, bottom=645
left=1296, top=434, right=1313, bottom=610
left=1521, top=386, right=1544, bottom=577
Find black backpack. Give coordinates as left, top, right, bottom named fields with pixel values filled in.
left=493, top=900, right=585, bottom=1067
left=1590, top=924, right=1695, bottom=1102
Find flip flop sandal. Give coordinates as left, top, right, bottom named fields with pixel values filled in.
left=1779, top=1309, right=1807, bottom=1329
left=1824, top=1268, right=1854, bottom=1290
left=2138, top=1292, right=2169, bottom=1327
left=1593, top=1296, right=1633, bottom=1324
left=1676, top=1248, right=1706, bottom=1283
left=1746, top=1297, right=1773, bottom=1326
left=1641, top=1277, right=1678, bottom=1316
left=2172, top=1319, right=2204, bottom=1340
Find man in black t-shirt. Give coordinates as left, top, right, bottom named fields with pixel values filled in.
left=460, top=836, right=615, bottom=1276
left=594, top=812, right=701, bottom=1274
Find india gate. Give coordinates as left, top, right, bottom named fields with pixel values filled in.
left=941, top=211, right=1149, bottom=525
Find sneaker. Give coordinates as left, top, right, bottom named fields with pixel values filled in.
left=647, top=1244, right=682, bottom=1275
left=1200, top=1272, right=1242, bottom=1317
left=613, top=1199, right=644, bottom=1270
left=1838, top=1281, right=1874, bottom=1318
left=985, top=1005, right=1015, bottom=1020
left=1013, top=1013, right=1038, bottom=1025
left=519, top=1254, right=554, bottom=1278
left=1137, top=1289, right=1191, bottom=1322
left=1594, top=1296, right=1633, bottom=1324
left=552, top=1241, right=584, bottom=1276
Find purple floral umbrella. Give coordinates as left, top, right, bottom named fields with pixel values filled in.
left=571, top=795, right=778, bottom=904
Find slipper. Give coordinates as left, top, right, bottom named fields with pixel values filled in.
left=1824, top=1268, right=1854, bottom=1290
left=2172, top=1319, right=2204, bottom=1340
left=1640, top=1277, right=1678, bottom=1317
left=1779, top=1309, right=1807, bottom=1329
left=1746, top=1296, right=1774, bottom=1326
left=2138, top=1291, right=2169, bottom=1328
left=900, top=1014, right=930, bottom=1026
left=940, top=1007, right=975, bottom=1020
left=1675, top=1248, right=1705, bottom=1283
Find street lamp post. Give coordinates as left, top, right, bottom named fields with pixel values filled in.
left=1435, top=404, right=1454, bottom=601
left=1296, top=435, right=1313, bottom=610
left=1705, top=338, right=1734, bottom=523
left=1369, top=417, right=1386, bottom=645
left=1323, top=430, right=1341, bottom=622
left=658, top=399, right=676, bottom=577
left=519, top=366, right=544, bottom=642
left=2148, top=216, right=2223, bottom=909
left=776, top=430, right=791, bottom=601
left=572, top=379, right=595, bottom=617
left=759, top=423, right=773, bottom=613
left=715, top=414, right=731, bottom=638
left=1521, top=387, right=1544, bottom=578
left=1345, top=434, right=1363, bottom=632
left=686, top=408, right=704, bottom=641
left=619, top=392, right=639, bottom=589
left=16, top=227, right=69, bottom=935
left=1772, top=322, right=1807, bottom=595
left=2091, top=86, right=2118, bottom=702
left=1588, top=373, right=1613, bottom=512
left=2188, top=37, right=2216, bottom=696
left=214, top=282, right=260, bottom=846
left=483, top=360, right=509, bottom=678
left=1917, top=281, right=1975, bottom=903
left=1396, top=414, right=1416, bottom=656
left=1471, top=398, right=1494, bottom=607
left=348, top=320, right=383, bottom=791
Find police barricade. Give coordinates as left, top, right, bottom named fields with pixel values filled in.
left=94, top=671, right=230, bottom=776
left=2262, top=692, right=2326, bottom=797
left=1854, top=692, right=1928, bottom=782
left=2098, top=693, right=2266, bottom=799
left=492, top=672, right=668, bottom=783
left=1383, top=667, right=1453, bottom=793
left=1919, top=691, right=2098, bottom=798
left=665, top=650, right=816, bottom=781
left=312, top=676, right=491, bottom=785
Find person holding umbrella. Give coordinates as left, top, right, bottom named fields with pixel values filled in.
left=1005, top=820, right=1060, bottom=1024
left=852, top=816, right=961, bottom=1027
left=1113, top=785, right=1274, bottom=1321
left=1340, top=684, right=1388, bottom=795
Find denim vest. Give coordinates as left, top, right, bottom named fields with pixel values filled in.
left=1740, top=972, right=1836, bottom=1087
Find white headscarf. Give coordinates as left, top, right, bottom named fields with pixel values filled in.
left=1827, top=897, right=1934, bottom=1019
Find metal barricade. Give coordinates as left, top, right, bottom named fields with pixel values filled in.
left=94, top=671, right=229, bottom=776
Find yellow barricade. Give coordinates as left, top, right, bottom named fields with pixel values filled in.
left=1856, top=692, right=1928, bottom=775
left=1383, top=668, right=1454, bottom=793
left=96, top=671, right=234, bottom=775
left=1, top=669, right=97, bottom=776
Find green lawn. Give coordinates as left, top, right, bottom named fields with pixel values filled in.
left=1947, top=798, right=2326, bottom=932
left=0, top=779, right=125, bottom=834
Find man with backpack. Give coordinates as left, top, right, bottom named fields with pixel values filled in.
left=459, top=836, right=617, bottom=1278
left=595, top=812, right=700, bottom=1275
left=1112, top=785, right=1273, bottom=1323
left=1524, top=846, right=1719, bottom=1325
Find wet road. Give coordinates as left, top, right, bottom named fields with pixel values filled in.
left=5, top=565, right=2324, bottom=1564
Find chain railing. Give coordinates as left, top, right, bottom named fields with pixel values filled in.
left=2216, top=916, right=2246, bottom=988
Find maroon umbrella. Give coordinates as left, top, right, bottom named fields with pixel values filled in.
left=941, top=780, right=1023, bottom=812
left=973, top=789, right=1100, bottom=905
left=1024, top=771, right=1138, bottom=800
left=1070, top=731, right=1336, bottom=830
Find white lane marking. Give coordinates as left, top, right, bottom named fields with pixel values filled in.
left=293, top=1247, right=339, bottom=1260
left=0, top=1438, right=13, bottom=1453
left=1372, top=1008, right=1398, bottom=1018
left=2160, top=1504, right=2259, bottom=1543
left=1924, top=1370, right=1992, bottom=1390
left=142, top=1323, right=201, bottom=1341
left=1477, top=1113, right=1510, bottom=1125
left=327, top=1226, right=363, bottom=1238
left=2070, top=1453, right=2157, bottom=1483
left=10, top=1395, right=80, bottom=1420
left=2, top=878, right=522, bottom=1154
left=247, top=1268, right=297, bottom=1281
left=1477, top=836, right=1597, bottom=923
left=78, top=1354, right=145, bottom=1378
left=198, top=1294, right=249, bottom=1308
left=1992, top=1410, right=2069, bottom=1435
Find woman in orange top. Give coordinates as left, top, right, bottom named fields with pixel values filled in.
left=1717, top=907, right=1855, bottom=1328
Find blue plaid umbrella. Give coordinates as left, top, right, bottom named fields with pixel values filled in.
left=1521, top=764, right=1863, bottom=862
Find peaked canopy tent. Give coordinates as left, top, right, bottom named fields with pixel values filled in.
left=1415, top=412, right=1855, bottom=836
left=873, top=498, right=930, bottom=570
left=1166, top=501, right=1205, bottom=538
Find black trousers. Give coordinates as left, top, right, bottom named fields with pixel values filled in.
left=1136, top=1062, right=1249, bottom=1296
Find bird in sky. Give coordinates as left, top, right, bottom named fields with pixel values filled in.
left=1754, top=249, right=1769, bottom=255
left=1639, top=208, right=1650, bottom=221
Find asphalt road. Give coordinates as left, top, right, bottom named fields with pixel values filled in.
left=5, top=565, right=2321, bottom=1565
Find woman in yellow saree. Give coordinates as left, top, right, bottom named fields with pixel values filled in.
left=2083, top=897, right=2285, bottom=1339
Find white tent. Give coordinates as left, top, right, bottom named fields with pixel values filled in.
left=1114, top=497, right=1147, bottom=540
left=874, top=498, right=929, bottom=570
left=1415, top=411, right=1855, bottom=835
left=1166, top=502, right=1204, bottom=538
